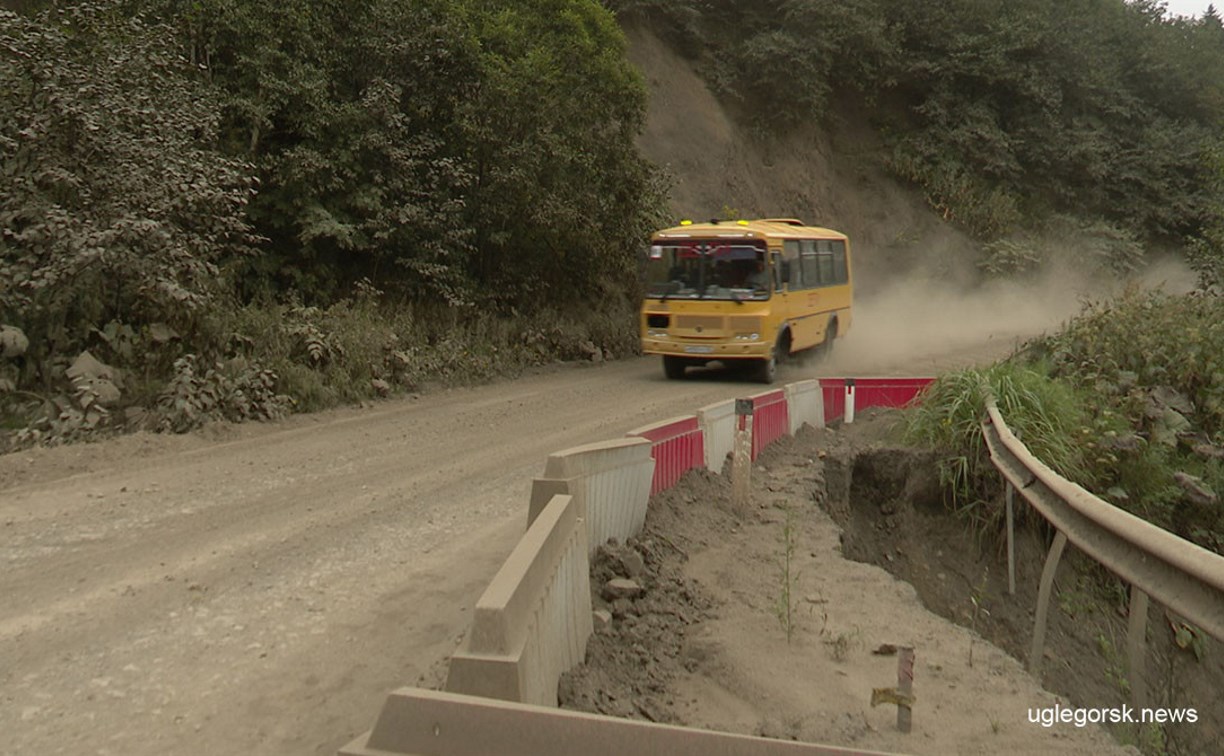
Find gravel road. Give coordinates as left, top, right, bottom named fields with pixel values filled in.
left=1, top=342, right=1018, bottom=756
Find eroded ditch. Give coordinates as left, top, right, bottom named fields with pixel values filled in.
left=560, top=410, right=1222, bottom=755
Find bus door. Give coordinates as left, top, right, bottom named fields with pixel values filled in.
left=779, top=239, right=820, bottom=351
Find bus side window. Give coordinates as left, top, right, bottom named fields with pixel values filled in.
left=817, top=252, right=835, bottom=285
left=783, top=240, right=802, bottom=289
left=799, top=240, right=819, bottom=290
left=832, top=241, right=848, bottom=284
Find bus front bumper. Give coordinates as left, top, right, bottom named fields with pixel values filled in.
left=641, top=338, right=772, bottom=360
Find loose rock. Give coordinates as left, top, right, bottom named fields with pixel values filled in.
left=604, top=578, right=643, bottom=601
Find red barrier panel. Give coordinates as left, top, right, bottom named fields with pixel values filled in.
left=819, top=378, right=934, bottom=423
left=737, top=390, right=789, bottom=460
left=628, top=417, right=705, bottom=495
left=820, top=380, right=847, bottom=424
left=856, top=377, right=934, bottom=410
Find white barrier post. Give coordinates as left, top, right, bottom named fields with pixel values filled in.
left=844, top=378, right=856, bottom=424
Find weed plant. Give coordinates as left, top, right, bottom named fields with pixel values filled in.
left=1035, top=291, right=1224, bottom=551
left=212, top=294, right=642, bottom=413
left=774, top=504, right=800, bottom=644
left=903, top=361, right=1104, bottom=533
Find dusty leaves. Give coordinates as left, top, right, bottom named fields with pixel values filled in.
left=1, top=325, right=29, bottom=358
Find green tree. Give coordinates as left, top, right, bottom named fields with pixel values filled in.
left=459, top=0, right=663, bottom=307
left=140, top=0, right=663, bottom=309
left=143, top=0, right=481, bottom=303
left=0, top=3, right=256, bottom=387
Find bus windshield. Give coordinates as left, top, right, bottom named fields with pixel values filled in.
left=643, top=241, right=771, bottom=301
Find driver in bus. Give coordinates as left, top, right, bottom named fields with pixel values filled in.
left=745, top=258, right=769, bottom=290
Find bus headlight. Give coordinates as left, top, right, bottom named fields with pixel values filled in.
left=734, top=333, right=760, bottom=341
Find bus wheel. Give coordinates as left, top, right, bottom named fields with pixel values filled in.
left=663, top=356, right=688, bottom=380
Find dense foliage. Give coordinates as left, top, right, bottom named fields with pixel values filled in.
left=0, top=5, right=257, bottom=381
left=610, top=0, right=1224, bottom=259
left=0, top=0, right=663, bottom=444
left=126, top=0, right=667, bottom=306
left=6, top=0, right=1224, bottom=447
left=907, top=293, right=1224, bottom=555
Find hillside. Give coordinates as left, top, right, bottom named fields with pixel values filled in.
left=623, top=23, right=981, bottom=294
left=2, top=0, right=1221, bottom=447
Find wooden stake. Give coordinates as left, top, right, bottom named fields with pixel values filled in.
left=897, top=646, right=914, bottom=733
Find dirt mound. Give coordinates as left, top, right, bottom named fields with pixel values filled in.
left=562, top=416, right=1141, bottom=754
left=559, top=471, right=727, bottom=722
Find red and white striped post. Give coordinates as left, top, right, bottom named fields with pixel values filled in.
left=731, top=398, right=753, bottom=511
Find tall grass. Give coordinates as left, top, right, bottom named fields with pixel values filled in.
left=906, top=291, right=1224, bottom=554
left=904, top=361, right=1104, bottom=529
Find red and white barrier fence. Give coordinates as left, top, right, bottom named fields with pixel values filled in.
left=739, top=389, right=789, bottom=461
left=819, top=378, right=933, bottom=425
left=627, top=377, right=934, bottom=497
left=626, top=416, right=705, bottom=495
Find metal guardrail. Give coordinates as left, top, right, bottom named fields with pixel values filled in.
left=981, top=399, right=1224, bottom=708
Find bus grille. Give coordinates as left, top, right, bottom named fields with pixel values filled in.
left=726, top=316, right=762, bottom=333
left=674, top=315, right=724, bottom=331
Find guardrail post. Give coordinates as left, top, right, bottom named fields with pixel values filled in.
left=844, top=378, right=856, bottom=424
left=983, top=397, right=1224, bottom=680
left=1006, top=482, right=1016, bottom=596
left=1127, top=586, right=1150, bottom=710
left=1029, top=530, right=1068, bottom=677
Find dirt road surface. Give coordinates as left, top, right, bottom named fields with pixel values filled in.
left=2, top=341, right=1018, bottom=756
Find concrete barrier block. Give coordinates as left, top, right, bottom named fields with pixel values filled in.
left=527, top=477, right=571, bottom=528
left=529, top=438, right=654, bottom=553
left=542, top=437, right=651, bottom=479
left=785, top=379, right=824, bottom=432
left=445, top=494, right=592, bottom=706
left=697, top=399, right=735, bottom=473
left=341, top=687, right=895, bottom=756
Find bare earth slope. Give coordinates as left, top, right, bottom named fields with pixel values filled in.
left=621, top=23, right=984, bottom=294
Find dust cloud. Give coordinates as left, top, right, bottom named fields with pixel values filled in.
left=820, top=255, right=1199, bottom=376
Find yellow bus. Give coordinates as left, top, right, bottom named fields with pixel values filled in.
left=640, top=218, right=853, bottom=383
